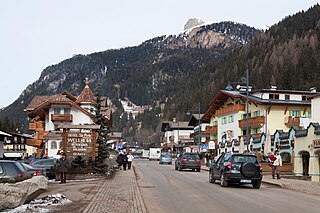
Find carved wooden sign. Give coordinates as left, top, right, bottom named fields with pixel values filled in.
left=62, top=130, right=98, bottom=160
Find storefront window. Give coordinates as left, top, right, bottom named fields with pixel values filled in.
left=281, top=152, right=291, bottom=163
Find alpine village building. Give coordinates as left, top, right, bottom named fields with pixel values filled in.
left=202, top=86, right=320, bottom=182
left=25, top=79, right=112, bottom=160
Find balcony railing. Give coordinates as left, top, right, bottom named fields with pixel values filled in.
left=29, top=121, right=45, bottom=131
left=205, top=126, right=217, bottom=134
left=284, top=116, right=300, bottom=127
left=51, top=114, right=73, bottom=122
left=238, top=116, right=265, bottom=129
left=216, top=104, right=245, bottom=117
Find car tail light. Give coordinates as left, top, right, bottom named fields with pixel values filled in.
left=18, top=173, right=23, bottom=177
left=33, top=170, right=41, bottom=176
left=181, top=158, right=187, bottom=163
left=259, top=164, right=263, bottom=171
left=196, top=159, right=201, bottom=163
left=227, top=162, right=232, bottom=169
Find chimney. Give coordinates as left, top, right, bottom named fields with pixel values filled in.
left=310, top=87, right=317, bottom=93
left=270, top=86, right=277, bottom=90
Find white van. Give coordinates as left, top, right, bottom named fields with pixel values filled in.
left=149, top=148, right=161, bottom=161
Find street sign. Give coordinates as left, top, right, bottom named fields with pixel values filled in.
left=208, top=141, right=215, bottom=149
left=202, top=143, right=208, bottom=149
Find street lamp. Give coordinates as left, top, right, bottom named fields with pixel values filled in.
left=187, top=102, right=201, bottom=153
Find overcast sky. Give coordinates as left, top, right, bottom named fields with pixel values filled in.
left=0, top=0, right=319, bottom=108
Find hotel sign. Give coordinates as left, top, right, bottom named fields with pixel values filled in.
left=62, top=131, right=98, bottom=159
left=313, top=139, right=320, bottom=148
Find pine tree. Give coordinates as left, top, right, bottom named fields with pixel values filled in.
left=94, top=84, right=109, bottom=174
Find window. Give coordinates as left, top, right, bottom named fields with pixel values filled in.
left=212, top=120, right=218, bottom=126
left=51, top=141, right=57, bottom=149
left=228, top=115, right=234, bottom=123
left=290, top=110, right=301, bottom=117
left=281, top=152, right=291, bottom=163
left=64, top=108, right=71, bottom=114
left=252, top=111, right=260, bottom=117
left=269, top=94, right=274, bottom=99
left=222, top=117, right=227, bottom=125
left=269, top=94, right=279, bottom=99
left=285, top=95, right=290, bottom=100
left=54, top=108, right=61, bottom=114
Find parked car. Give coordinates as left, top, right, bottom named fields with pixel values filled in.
left=30, top=158, right=58, bottom=179
left=175, top=152, right=201, bottom=172
left=159, top=153, right=172, bottom=164
left=209, top=152, right=263, bottom=189
left=21, top=162, right=47, bottom=177
left=0, top=160, right=33, bottom=183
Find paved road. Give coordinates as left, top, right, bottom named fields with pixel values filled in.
left=134, top=159, right=320, bottom=213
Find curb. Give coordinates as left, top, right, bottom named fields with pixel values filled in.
left=132, top=166, right=148, bottom=213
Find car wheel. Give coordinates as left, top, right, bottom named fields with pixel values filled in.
left=220, top=173, right=228, bottom=187
left=253, top=182, right=261, bottom=189
left=209, top=170, right=215, bottom=183
left=196, top=168, right=201, bottom=172
left=178, top=164, right=182, bottom=171
left=175, top=164, right=178, bottom=170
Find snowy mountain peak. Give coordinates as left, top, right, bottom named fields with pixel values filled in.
left=184, top=18, right=205, bottom=31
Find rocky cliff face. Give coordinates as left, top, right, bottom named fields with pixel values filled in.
left=148, top=21, right=260, bottom=50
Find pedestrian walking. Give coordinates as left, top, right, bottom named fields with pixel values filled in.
left=116, top=152, right=123, bottom=170
left=205, top=152, right=212, bottom=167
left=127, top=152, right=134, bottom=170
left=121, top=152, right=128, bottom=170
left=59, top=153, right=70, bottom=184
left=272, top=150, right=282, bottom=179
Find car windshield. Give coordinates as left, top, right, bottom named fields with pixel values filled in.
left=162, top=153, right=171, bottom=158
left=232, top=155, right=258, bottom=164
left=183, top=153, right=200, bottom=159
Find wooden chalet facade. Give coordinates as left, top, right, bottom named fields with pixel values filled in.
left=25, top=79, right=112, bottom=159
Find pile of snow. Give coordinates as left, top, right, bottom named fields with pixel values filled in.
left=2, top=194, right=71, bottom=213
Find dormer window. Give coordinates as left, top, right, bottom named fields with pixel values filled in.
left=64, top=108, right=71, bottom=115
left=54, top=108, right=61, bottom=114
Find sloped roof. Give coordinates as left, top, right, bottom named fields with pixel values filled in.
left=76, top=84, right=96, bottom=105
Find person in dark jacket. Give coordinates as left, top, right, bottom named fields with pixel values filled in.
left=117, top=152, right=123, bottom=170
left=59, top=153, right=70, bottom=184
left=121, top=152, right=128, bottom=171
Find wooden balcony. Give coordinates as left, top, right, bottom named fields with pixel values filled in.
left=239, top=116, right=265, bottom=129
left=36, top=131, right=48, bottom=140
left=26, top=139, right=43, bottom=147
left=51, top=114, right=73, bottom=122
left=216, top=104, right=245, bottom=116
left=206, top=126, right=217, bottom=134
left=284, top=116, right=300, bottom=127
left=29, top=121, right=45, bottom=131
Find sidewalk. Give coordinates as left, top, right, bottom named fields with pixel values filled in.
left=201, top=165, right=320, bottom=196
left=82, top=168, right=147, bottom=213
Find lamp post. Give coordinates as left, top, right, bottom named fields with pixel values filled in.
left=187, top=102, right=201, bottom=152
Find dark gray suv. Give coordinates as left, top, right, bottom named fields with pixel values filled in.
left=175, top=152, right=201, bottom=172
left=209, top=152, right=262, bottom=189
